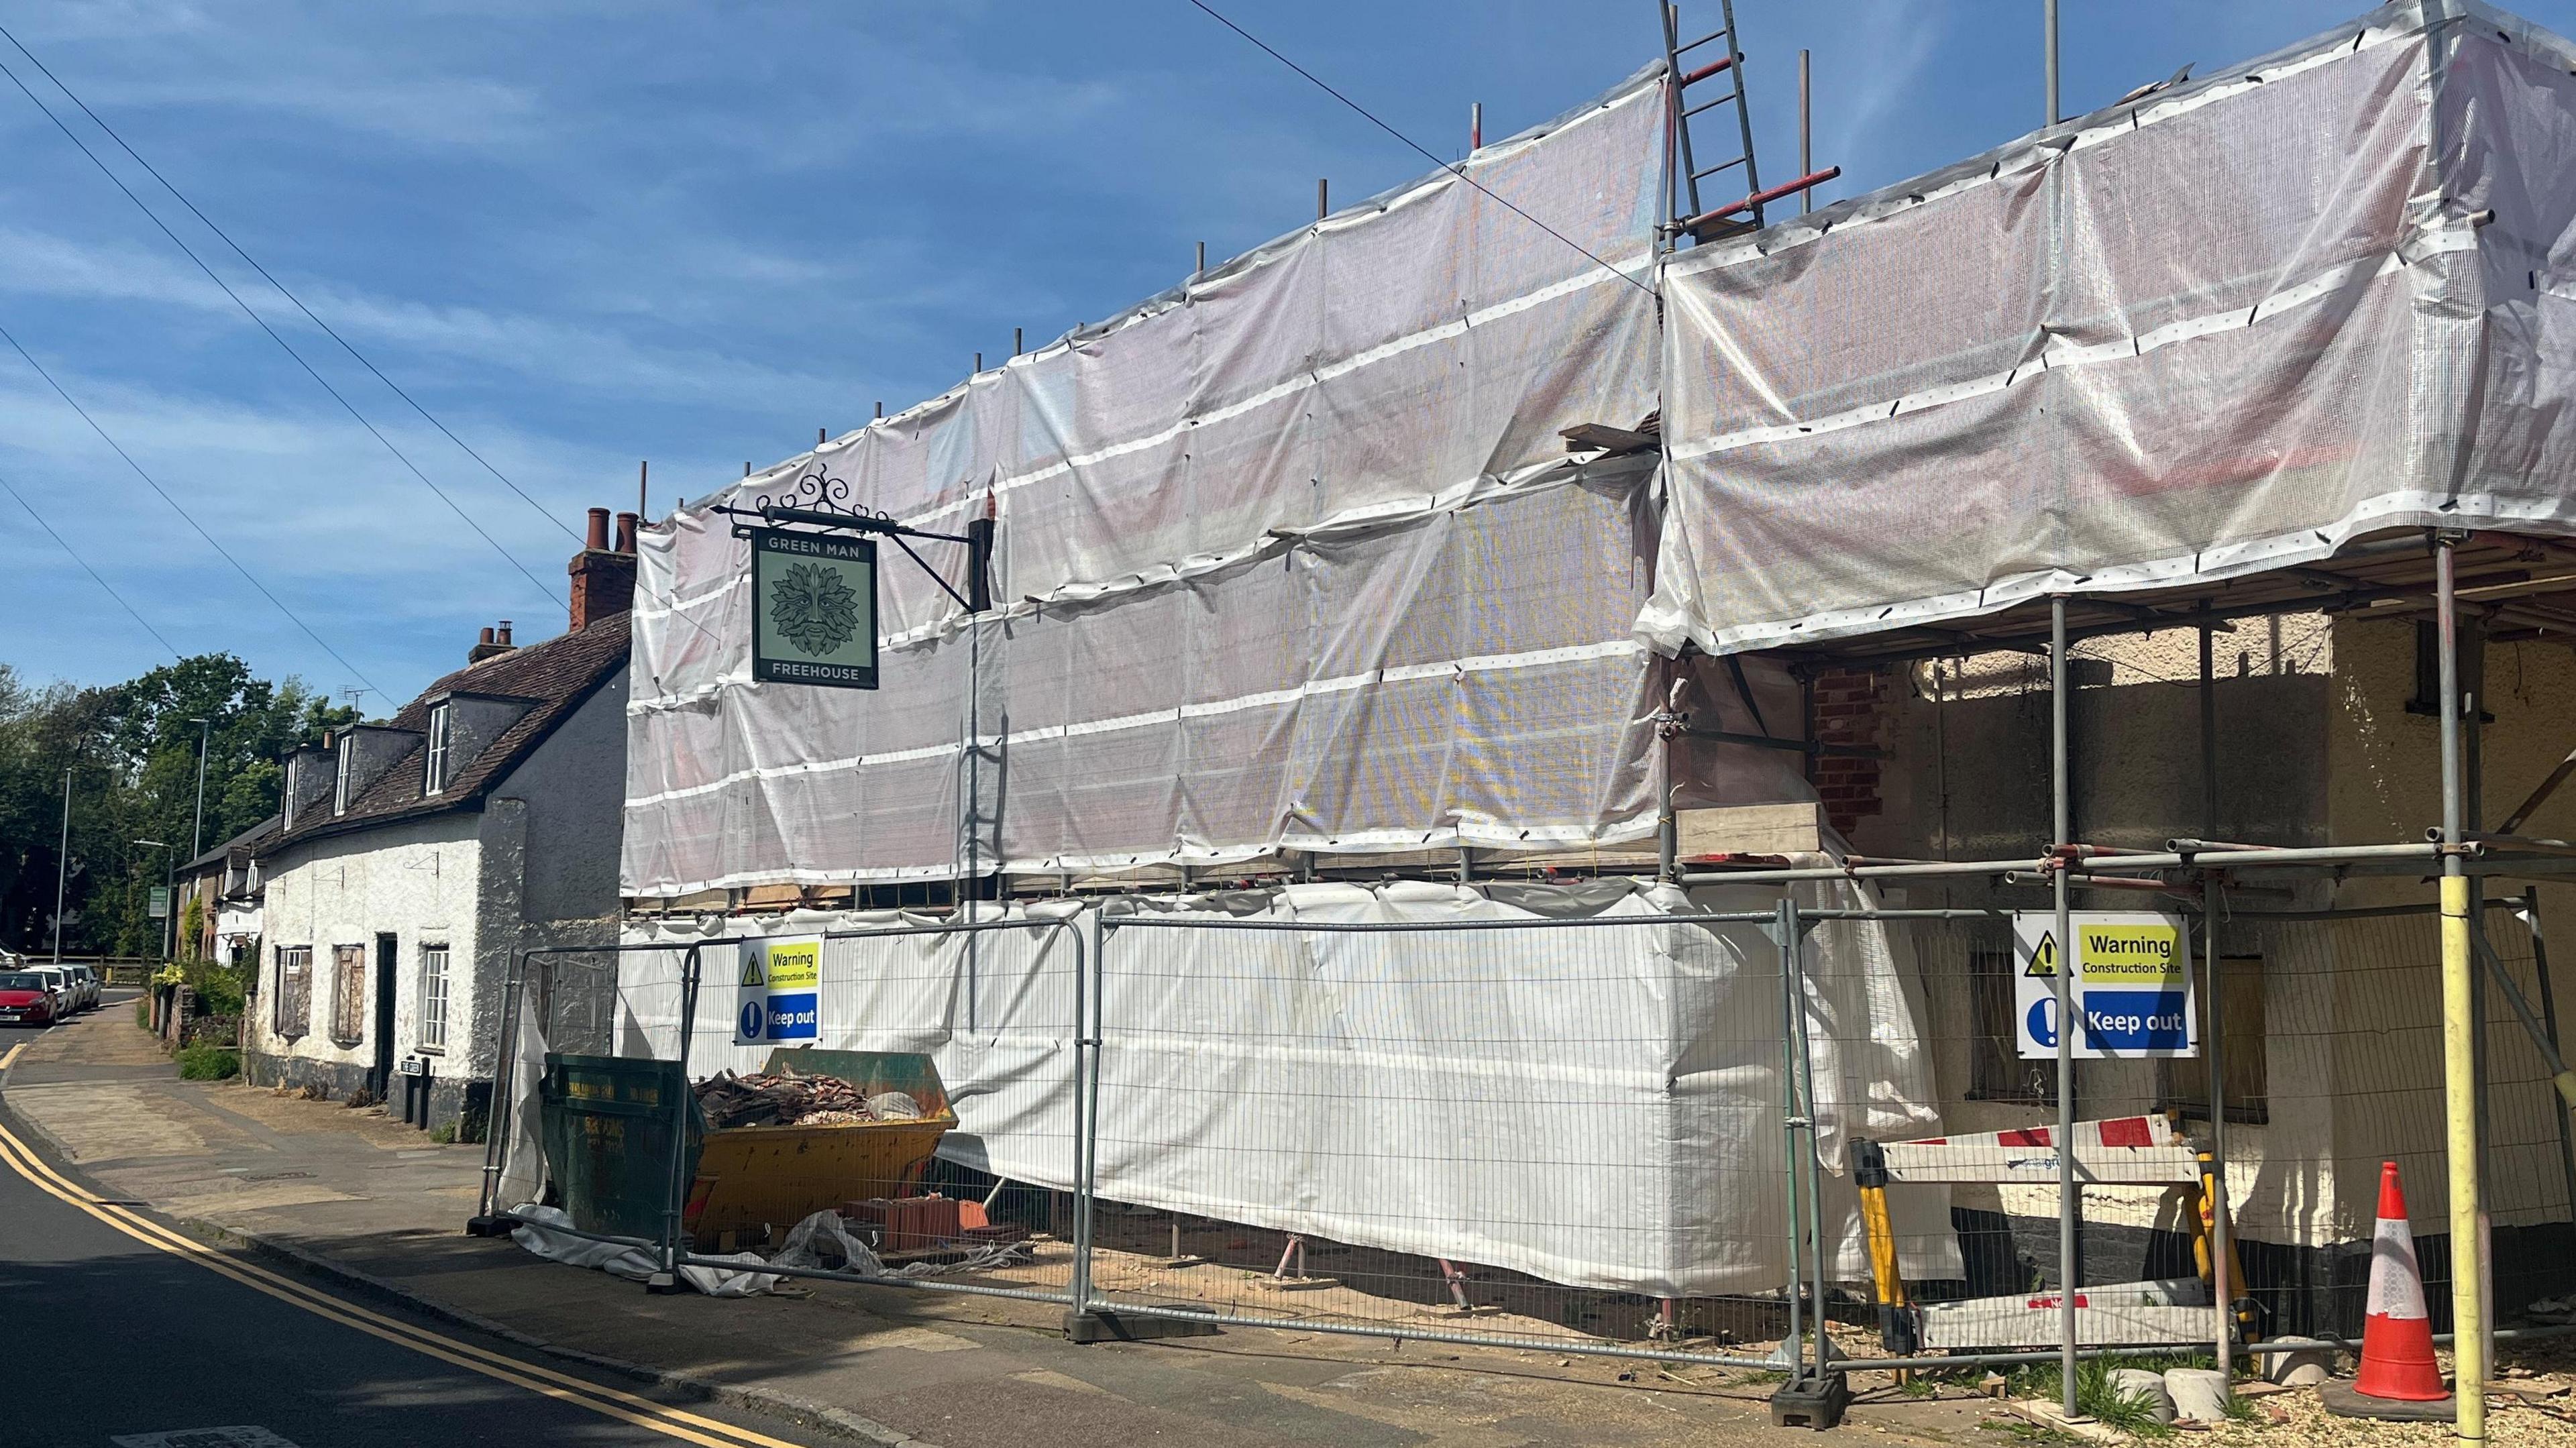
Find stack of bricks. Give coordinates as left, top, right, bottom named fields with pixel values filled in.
left=1810, top=668, right=1884, bottom=839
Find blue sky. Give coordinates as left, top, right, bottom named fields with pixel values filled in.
left=0, top=0, right=2549, bottom=706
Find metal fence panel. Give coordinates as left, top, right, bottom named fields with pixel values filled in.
left=648, top=916, right=1087, bottom=1306
left=461, top=890, right=2575, bottom=1378
left=1082, top=905, right=1814, bottom=1361
left=477, top=942, right=701, bottom=1265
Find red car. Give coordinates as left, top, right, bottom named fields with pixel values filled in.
left=0, top=970, right=56, bottom=1026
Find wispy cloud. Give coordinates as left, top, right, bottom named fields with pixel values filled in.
left=1814, top=2, right=1949, bottom=189
left=9, top=0, right=2576, bottom=702
left=0, top=222, right=846, bottom=406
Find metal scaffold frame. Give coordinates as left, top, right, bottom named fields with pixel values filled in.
left=1650, top=526, right=2576, bottom=1431
left=577, top=7, right=2576, bottom=1432
left=484, top=524, right=2576, bottom=1432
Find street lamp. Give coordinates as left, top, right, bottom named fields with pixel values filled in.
left=132, top=840, right=173, bottom=963
left=189, top=718, right=211, bottom=860
left=52, top=765, right=72, bottom=963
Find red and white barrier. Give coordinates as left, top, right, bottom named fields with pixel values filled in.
left=1876, top=1115, right=2201, bottom=1186
left=1917, top=1278, right=2213, bottom=1350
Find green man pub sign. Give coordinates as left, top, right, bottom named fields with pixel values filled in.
left=751, top=527, right=879, bottom=689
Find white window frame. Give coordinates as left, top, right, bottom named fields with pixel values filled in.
left=425, top=703, right=453, bottom=794
left=333, top=740, right=354, bottom=815
left=418, top=943, right=450, bottom=1052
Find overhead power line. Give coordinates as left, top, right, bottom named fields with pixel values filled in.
left=0, top=469, right=182, bottom=659
left=0, top=30, right=735, bottom=661
left=1177, top=0, right=1655, bottom=297
left=0, top=50, right=566, bottom=610
left=0, top=21, right=582, bottom=549
left=0, top=318, right=386, bottom=700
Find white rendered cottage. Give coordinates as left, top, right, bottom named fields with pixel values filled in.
left=245, top=510, right=637, bottom=1133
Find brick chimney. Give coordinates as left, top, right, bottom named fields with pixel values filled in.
left=466, top=622, right=517, bottom=665
left=568, top=505, right=639, bottom=632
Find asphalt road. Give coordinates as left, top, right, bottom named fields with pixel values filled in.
left=0, top=1034, right=836, bottom=1448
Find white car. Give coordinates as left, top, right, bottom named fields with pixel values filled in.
left=62, top=964, right=99, bottom=1011
left=23, top=966, right=78, bottom=1017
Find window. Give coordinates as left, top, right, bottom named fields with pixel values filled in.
left=424, top=704, right=453, bottom=794
left=333, top=740, right=354, bottom=814
left=418, top=944, right=450, bottom=1052
left=1968, top=946, right=2058, bottom=1104
left=2159, top=954, right=2269, bottom=1125
left=2408, top=620, right=2493, bottom=721
left=274, top=946, right=312, bottom=1040
left=331, top=944, right=366, bottom=1046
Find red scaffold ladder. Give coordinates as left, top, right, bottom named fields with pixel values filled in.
left=1657, top=1, right=1841, bottom=243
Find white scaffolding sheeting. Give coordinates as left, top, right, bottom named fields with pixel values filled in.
left=665, top=64, right=1660, bottom=641
left=618, top=879, right=1957, bottom=1298
left=627, top=460, right=1811, bottom=893
left=624, top=64, right=1812, bottom=895
left=1643, top=0, right=2576, bottom=657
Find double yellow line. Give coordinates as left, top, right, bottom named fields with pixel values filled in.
left=0, top=1111, right=808, bottom=1448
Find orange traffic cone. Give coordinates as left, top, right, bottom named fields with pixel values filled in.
left=2351, top=1162, right=2448, bottom=1402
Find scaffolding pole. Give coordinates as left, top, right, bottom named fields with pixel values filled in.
left=1675, top=840, right=2448, bottom=889
left=2200, top=623, right=2235, bottom=1388
left=2438, top=536, right=2489, bottom=1442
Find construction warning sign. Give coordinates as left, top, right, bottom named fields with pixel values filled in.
left=2012, top=911, right=2196, bottom=1060
left=734, top=936, right=824, bottom=1045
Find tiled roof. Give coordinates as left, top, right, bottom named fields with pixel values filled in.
left=184, top=814, right=280, bottom=874
left=257, top=613, right=629, bottom=856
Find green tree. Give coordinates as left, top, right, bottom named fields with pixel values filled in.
left=0, top=655, right=356, bottom=958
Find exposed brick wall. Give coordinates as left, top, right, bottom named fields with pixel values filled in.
left=1810, top=668, right=1884, bottom=838
left=568, top=548, right=637, bottom=632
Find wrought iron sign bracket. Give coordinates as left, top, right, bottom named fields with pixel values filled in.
left=716, top=464, right=994, bottom=613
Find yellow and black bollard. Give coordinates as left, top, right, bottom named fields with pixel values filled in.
left=1851, top=1139, right=1916, bottom=1355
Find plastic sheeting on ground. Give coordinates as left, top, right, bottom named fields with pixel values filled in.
left=620, top=64, right=1776, bottom=896
left=504, top=1202, right=1016, bottom=1298
left=607, top=877, right=1960, bottom=1299
left=507, top=1204, right=778, bottom=1296
left=1642, top=0, right=2576, bottom=657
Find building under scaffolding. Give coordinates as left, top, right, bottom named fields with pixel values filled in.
left=561, top=0, right=2576, bottom=1428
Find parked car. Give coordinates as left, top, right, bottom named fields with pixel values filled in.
left=62, top=964, right=99, bottom=1011
left=0, top=970, right=58, bottom=1026
left=23, top=966, right=77, bottom=1017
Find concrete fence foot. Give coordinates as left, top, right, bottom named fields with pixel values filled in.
left=1063, top=1308, right=1220, bottom=1344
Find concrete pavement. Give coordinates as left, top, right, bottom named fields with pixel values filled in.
left=1, top=1009, right=2008, bottom=1447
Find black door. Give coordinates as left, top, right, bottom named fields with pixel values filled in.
left=371, top=933, right=398, bottom=1096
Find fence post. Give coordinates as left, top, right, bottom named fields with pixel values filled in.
left=1076, top=911, right=1104, bottom=1313
left=1788, top=903, right=1830, bottom=1379
left=2523, top=889, right=2576, bottom=1227
left=2201, top=883, right=2234, bottom=1382
left=650, top=943, right=702, bottom=1293
left=1773, top=897, right=1806, bottom=1369
left=1769, top=895, right=1850, bottom=1426
left=466, top=951, right=528, bottom=1235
